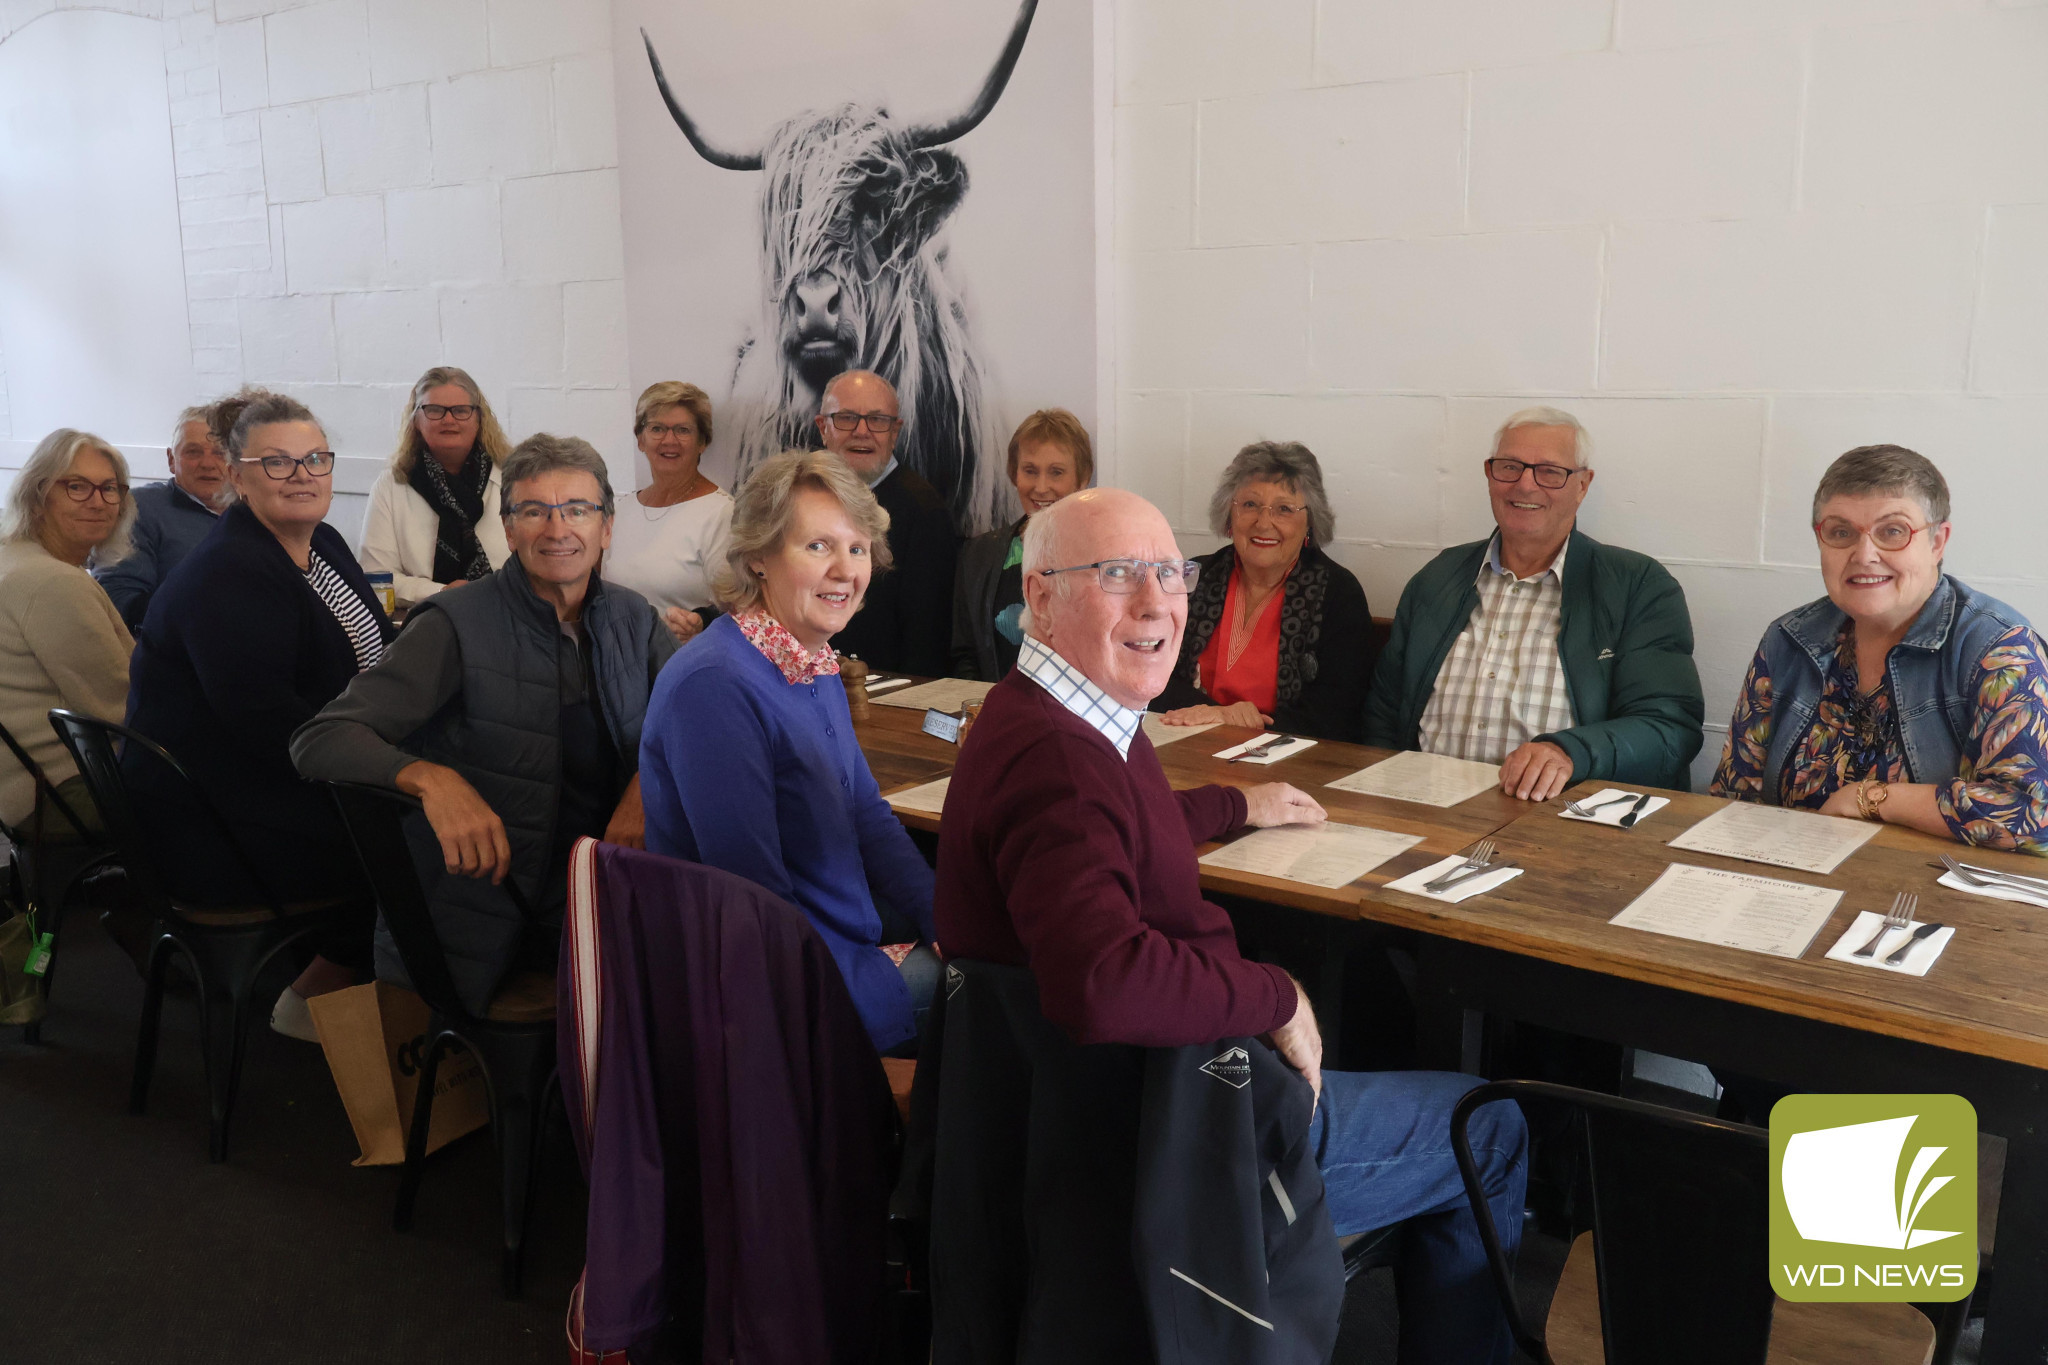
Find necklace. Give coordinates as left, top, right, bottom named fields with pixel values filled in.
left=638, top=471, right=712, bottom=517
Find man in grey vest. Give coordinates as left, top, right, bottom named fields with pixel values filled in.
left=292, top=434, right=676, bottom=1015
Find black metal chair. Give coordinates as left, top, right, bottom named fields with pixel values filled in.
left=47, top=709, right=357, bottom=1162
left=1451, top=1078, right=1943, bottom=1365
left=322, top=780, right=558, bottom=1299
left=0, top=715, right=114, bottom=1043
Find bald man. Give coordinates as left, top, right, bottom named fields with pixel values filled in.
left=813, top=370, right=957, bottom=676
left=936, top=488, right=1528, bottom=1365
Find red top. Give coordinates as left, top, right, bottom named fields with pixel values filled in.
left=934, top=669, right=1296, bottom=1047
left=1197, top=564, right=1286, bottom=716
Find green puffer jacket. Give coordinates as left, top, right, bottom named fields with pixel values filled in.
left=1363, top=529, right=1706, bottom=790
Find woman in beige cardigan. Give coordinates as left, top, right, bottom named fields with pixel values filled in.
left=0, top=428, right=137, bottom=837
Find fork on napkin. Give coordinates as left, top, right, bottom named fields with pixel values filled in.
left=1213, top=734, right=1318, bottom=765
left=1823, top=910, right=1954, bottom=976
left=1386, top=855, right=1525, bottom=903
left=1560, top=788, right=1671, bottom=827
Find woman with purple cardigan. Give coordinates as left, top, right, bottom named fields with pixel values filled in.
left=637, top=450, right=938, bottom=1056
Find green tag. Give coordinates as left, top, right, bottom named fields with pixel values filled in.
left=22, top=932, right=53, bottom=979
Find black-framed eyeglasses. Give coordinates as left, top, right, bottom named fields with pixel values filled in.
left=52, top=477, right=128, bottom=504
left=825, top=411, right=902, bottom=434
left=508, top=499, right=605, bottom=527
left=239, top=452, right=335, bottom=480
left=419, top=403, right=478, bottom=421
left=1039, top=558, right=1200, bottom=595
left=1814, top=518, right=1933, bottom=552
left=1485, top=458, right=1581, bottom=490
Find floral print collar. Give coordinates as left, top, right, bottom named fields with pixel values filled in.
left=737, top=608, right=840, bottom=685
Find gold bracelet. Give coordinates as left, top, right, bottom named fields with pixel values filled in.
left=1857, top=779, right=1890, bottom=822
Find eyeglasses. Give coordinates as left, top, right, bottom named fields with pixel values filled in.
left=1234, top=497, right=1305, bottom=521
left=419, top=404, right=478, bottom=421
left=1485, top=458, right=1582, bottom=490
left=1814, top=518, right=1933, bottom=552
left=53, top=477, right=128, bottom=504
left=643, top=422, right=697, bottom=440
left=824, top=411, right=903, bottom=434
left=1039, top=558, right=1200, bottom=595
left=239, top=452, right=335, bottom=480
left=508, top=499, right=606, bottom=527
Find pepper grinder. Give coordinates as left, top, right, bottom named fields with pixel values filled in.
left=840, top=656, right=870, bottom=719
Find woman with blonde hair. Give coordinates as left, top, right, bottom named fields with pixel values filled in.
left=358, top=366, right=513, bottom=608
left=602, top=381, right=735, bottom=645
left=638, top=449, right=938, bottom=1055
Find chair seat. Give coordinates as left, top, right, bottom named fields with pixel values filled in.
left=882, top=1057, right=916, bottom=1122
left=169, top=895, right=353, bottom=928
left=1547, top=1232, right=1936, bottom=1365
left=484, top=969, right=557, bottom=1023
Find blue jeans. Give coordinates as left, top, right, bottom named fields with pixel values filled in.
left=1310, top=1070, right=1529, bottom=1365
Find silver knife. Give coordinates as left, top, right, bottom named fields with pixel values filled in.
left=1429, top=863, right=1519, bottom=895
left=1227, top=735, right=1292, bottom=764
left=1617, top=792, right=1656, bottom=829
left=1883, top=922, right=1945, bottom=966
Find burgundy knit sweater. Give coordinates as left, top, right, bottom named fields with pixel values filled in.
left=935, top=668, right=1298, bottom=1047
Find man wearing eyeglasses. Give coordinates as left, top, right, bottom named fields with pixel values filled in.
left=94, top=403, right=232, bottom=628
left=934, top=487, right=1530, bottom=1364
left=293, top=434, right=676, bottom=1017
left=1365, top=407, right=1704, bottom=800
left=812, top=370, right=957, bottom=676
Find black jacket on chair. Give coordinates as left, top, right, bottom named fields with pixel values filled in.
left=908, top=960, right=1343, bottom=1365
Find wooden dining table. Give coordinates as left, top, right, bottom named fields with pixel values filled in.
left=853, top=694, right=2048, bottom=1363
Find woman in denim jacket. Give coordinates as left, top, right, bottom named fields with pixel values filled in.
left=1711, top=445, right=2048, bottom=854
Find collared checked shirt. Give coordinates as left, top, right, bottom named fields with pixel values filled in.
left=1418, top=534, right=1577, bottom=764
left=1017, top=634, right=1143, bottom=759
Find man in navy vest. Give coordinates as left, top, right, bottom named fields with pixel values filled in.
left=292, top=434, right=675, bottom=1016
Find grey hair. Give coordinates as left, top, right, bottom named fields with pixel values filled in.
left=227, top=391, right=323, bottom=460
left=498, top=433, right=616, bottom=517
left=819, top=369, right=895, bottom=413
left=1811, top=444, right=1950, bottom=526
left=1017, top=493, right=1077, bottom=638
left=714, top=449, right=893, bottom=613
left=1206, top=441, right=1336, bottom=546
left=1492, top=406, right=1594, bottom=469
left=2, top=428, right=137, bottom=566
left=169, top=404, right=212, bottom=451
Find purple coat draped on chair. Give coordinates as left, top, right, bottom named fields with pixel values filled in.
left=560, top=838, right=897, bottom=1362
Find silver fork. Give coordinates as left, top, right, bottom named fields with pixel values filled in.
left=1852, top=892, right=1916, bottom=959
left=1425, top=838, right=1497, bottom=893
left=1941, top=853, right=2048, bottom=897
left=1227, top=734, right=1291, bottom=764
left=1564, top=793, right=1637, bottom=819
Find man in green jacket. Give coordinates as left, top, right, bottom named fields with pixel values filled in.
left=1364, top=408, right=1704, bottom=798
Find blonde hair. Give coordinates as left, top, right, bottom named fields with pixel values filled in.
left=1006, top=408, right=1095, bottom=487
left=715, top=450, right=893, bottom=613
left=390, top=366, right=511, bottom=480
left=634, top=381, right=714, bottom=444
left=3, top=428, right=138, bottom=566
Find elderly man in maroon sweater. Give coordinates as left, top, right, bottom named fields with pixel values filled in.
left=936, top=488, right=1528, bottom=1365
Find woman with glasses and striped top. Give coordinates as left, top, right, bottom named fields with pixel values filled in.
left=124, top=390, right=393, bottom=1040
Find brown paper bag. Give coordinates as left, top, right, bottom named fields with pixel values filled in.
left=309, top=981, right=491, bottom=1167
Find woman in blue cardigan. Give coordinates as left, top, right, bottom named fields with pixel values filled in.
left=639, top=449, right=938, bottom=1056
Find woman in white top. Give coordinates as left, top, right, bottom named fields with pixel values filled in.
left=358, top=366, right=513, bottom=608
left=603, top=381, right=735, bottom=646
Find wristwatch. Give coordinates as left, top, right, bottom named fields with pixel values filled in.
left=1855, top=778, right=1891, bottom=822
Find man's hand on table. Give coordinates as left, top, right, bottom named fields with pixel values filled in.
left=1265, top=975, right=1323, bottom=1102
left=1162, top=700, right=1270, bottom=729
left=397, top=760, right=512, bottom=884
left=1499, top=740, right=1576, bottom=802
left=1242, top=782, right=1327, bottom=827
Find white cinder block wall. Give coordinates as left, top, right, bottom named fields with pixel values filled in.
left=154, top=0, right=631, bottom=542
left=1108, top=0, right=2048, bottom=785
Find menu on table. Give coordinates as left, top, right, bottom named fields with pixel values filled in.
left=883, top=777, right=951, bottom=816
left=1609, top=862, right=1842, bottom=959
left=1142, top=715, right=1220, bottom=748
left=870, top=678, right=997, bottom=712
left=1325, top=750, right=1502, bottom=809
left=1199, top=822, right=1424, bottom=891
left=1665, top=800, right=1880, bottom=875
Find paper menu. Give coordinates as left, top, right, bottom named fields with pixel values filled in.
left=1325, top=751, right=1502, bottom=808
left=1199, top=822, right=1423, bottom=891
left=870, top=678, right=997, bottom=712
left=883, top=777, right=951, bottom=816
left=1142, top=715, right=1220, bottom=748
left=1609, top=863, right=1842, bottom=959
left=1665, top=801, right=1880, bottom=875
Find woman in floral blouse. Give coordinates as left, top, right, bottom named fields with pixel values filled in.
left=1710, top=444, right=2048, bottom=854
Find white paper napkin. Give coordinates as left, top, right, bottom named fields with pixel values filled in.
left=1212, top=734, right=1319, bottom=766
left=1560, top=788, right=1671, bottom=826
left=1385, top=854, right=1526, bottom=904
left=1937, top=870, right=2048, bottom=909
left=864, top=676, right=916, bottom=695
left=1823, top=910, right=1954, bottom=976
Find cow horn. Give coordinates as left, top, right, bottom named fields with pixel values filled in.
left=903, top=0, right=1040, bottom=149
left=642, top=28, right=763, bottom=172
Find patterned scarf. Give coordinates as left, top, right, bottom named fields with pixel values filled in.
left=737, top=608, right=841, bottom=685
left=1176, top=543, right=1329, bottom=708
left=406, top=447, right=493, bottom=584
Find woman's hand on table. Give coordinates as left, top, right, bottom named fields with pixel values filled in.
left=1242, top=782, right=1326, bottom=828
left=1499, top=740, right=1576, bottom=802
left=1163, top=701, right=1270, bottom=729
left=397, top=760, right=511, bottom=884
left=1819, top=785, right=1866, bottom=821
left=663, top=607, right=706, bottom=645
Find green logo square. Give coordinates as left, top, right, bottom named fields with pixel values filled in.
left=1769, top=1094, right=1977, bottom=1302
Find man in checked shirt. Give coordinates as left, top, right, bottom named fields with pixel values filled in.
left=1365, top=407, right=1705, bottom=799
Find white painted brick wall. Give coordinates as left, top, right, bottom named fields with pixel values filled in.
left=1110, top=0, right=2048, bottom=788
